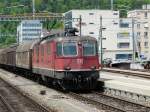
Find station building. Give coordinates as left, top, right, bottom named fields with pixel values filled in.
left=64, top=10, right=133, bottom=62
left=17, top=20, right=42, bottom=43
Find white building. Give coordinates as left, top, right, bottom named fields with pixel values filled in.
left=65, top=10, right=133, bottom=61
left=17, top=20, right=42, bottom=43
left=128, top=4, right=150, bottom=60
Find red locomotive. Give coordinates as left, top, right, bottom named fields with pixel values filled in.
left=0, top=35, right=100, bottom=90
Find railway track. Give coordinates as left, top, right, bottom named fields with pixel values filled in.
left=103, top=68, right=150, bottom=79
left=0, top=94, right=16, bottom=112
left=0, top=77, right=51, bottom=112
left=69, top=91, right=150, bottom=112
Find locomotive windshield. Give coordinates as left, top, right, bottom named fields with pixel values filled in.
left=83, top=41, right=96, bottom=56
left=63, top=42, right=77, bottom=56
left=56, top=42, right=77, bottom=56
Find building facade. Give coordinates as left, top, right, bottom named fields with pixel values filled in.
left=17, top=20, right=42, bottom=43
left=128, top=5, right=150, bottom=60
left=65, top=10, right=133, bottom=62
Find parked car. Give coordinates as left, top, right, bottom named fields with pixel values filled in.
left=141, top=61, right=150, bottom=69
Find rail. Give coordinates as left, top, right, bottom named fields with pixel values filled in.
left=103, top=68, right=150, bottom=79
left=69, top=92, right=126, bottom=112
left=0, top=94, right=16, bottom=112
left=94, top=91, right=150, bottom=109
left=0, top=76, right=51, bottom=112
left=69, top=91, right=150, bottom=112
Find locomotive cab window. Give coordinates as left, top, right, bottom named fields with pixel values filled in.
left=63, top=42, right=77, bottom=56
left=56, top=42, right=63, bottom=56
left=83, top=41, right=96, bottom=56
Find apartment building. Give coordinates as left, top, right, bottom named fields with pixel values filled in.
left=128, top=5, right=150, bottom=60
left=65, top=10, right=133, bottom=61
left=17, top=20, right=42, bottom=43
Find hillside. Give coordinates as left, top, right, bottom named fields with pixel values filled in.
left=0, top=0, right=148, bottom=15
left=0, top=0, right=149, bottom=46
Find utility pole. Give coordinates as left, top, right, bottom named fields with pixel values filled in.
left=132, top=18, right=135, bottom=63
left=99, top=16, right=103, bottom=68
left=111, top=0, right=113, bottom=10
left=79, top=15, right=82, bottom=37
left=32, top=0, right=35, bottom=18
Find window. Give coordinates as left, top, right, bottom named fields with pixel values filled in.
left=144, top=12, right=148, bottom=18
left=89, top=13, right=94, bottom=15
left=113, top=12, right=118, bottom=15
left=22, top=23, right=41, bottom=27
left=144, top=32, right=148, bottom=38
left=137, top=32, right=141, bottom=36
left=117, top=43, right=130, bottom=48
left=137, top=32, right=141, bottom=37
left=102, top=38, right=106, bottom=40
left=137, top=24, right=140, bottom=29
left=89, top=23, right=94, bottom=24
left=56, top=43, right=63, bottom=56
left=138, top=42, right=141, bottom=47
left=83, top=41, right=96, bottom=56
left=47, top=43, right=51, bottom=55
left=144, top=42, right=148, bottom=48
left=63, top=42, right=77, bottom=56
left=120, top=23, right=129, bottom=28
left=116, top=54, right=132, bottom=60
left=41, top=46, right=44, bottom=56
left=114, top=22, right=118, bottom=25
left=119, top=20, right=129, bottom=28
left=89, top=32, right=94, bottom=34
left=118, top=32, right=130, bottom=38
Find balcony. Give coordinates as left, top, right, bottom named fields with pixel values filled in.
left=117, top=43, right=130, bottom=49
left=117, top=32, right=130, bottom=39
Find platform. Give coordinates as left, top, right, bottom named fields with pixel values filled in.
left=99, top=71, right=150, bottom=99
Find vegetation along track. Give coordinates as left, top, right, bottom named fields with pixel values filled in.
left=69, top=91, right=150, bottom=112
left=0, top=77, right=51, bottom=112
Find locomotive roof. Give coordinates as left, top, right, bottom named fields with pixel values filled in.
left=40, top=36, right=97, bottom=44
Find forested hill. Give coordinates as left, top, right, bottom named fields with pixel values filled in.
left=0, top=0, right=150, bottom=16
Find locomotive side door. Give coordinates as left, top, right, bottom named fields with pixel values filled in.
left=51, top=42, right=56, bottom=78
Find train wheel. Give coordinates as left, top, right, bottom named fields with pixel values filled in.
left=57, top=80, right=67, bottom=91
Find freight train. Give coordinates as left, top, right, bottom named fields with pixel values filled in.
left=0, top=34, right=100, bottom=90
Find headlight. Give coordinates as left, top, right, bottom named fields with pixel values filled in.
left=64, top=66, right=71, bottom=70
left=91, top=66, right=96, bottom=70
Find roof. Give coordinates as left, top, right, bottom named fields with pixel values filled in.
left=40, top=35, right=97, bottom=45
left=16, top=41, right=37, bottom=52
left=0, top=45, right=17, bottom=54
left=65, top=9, right=119, bottom=14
